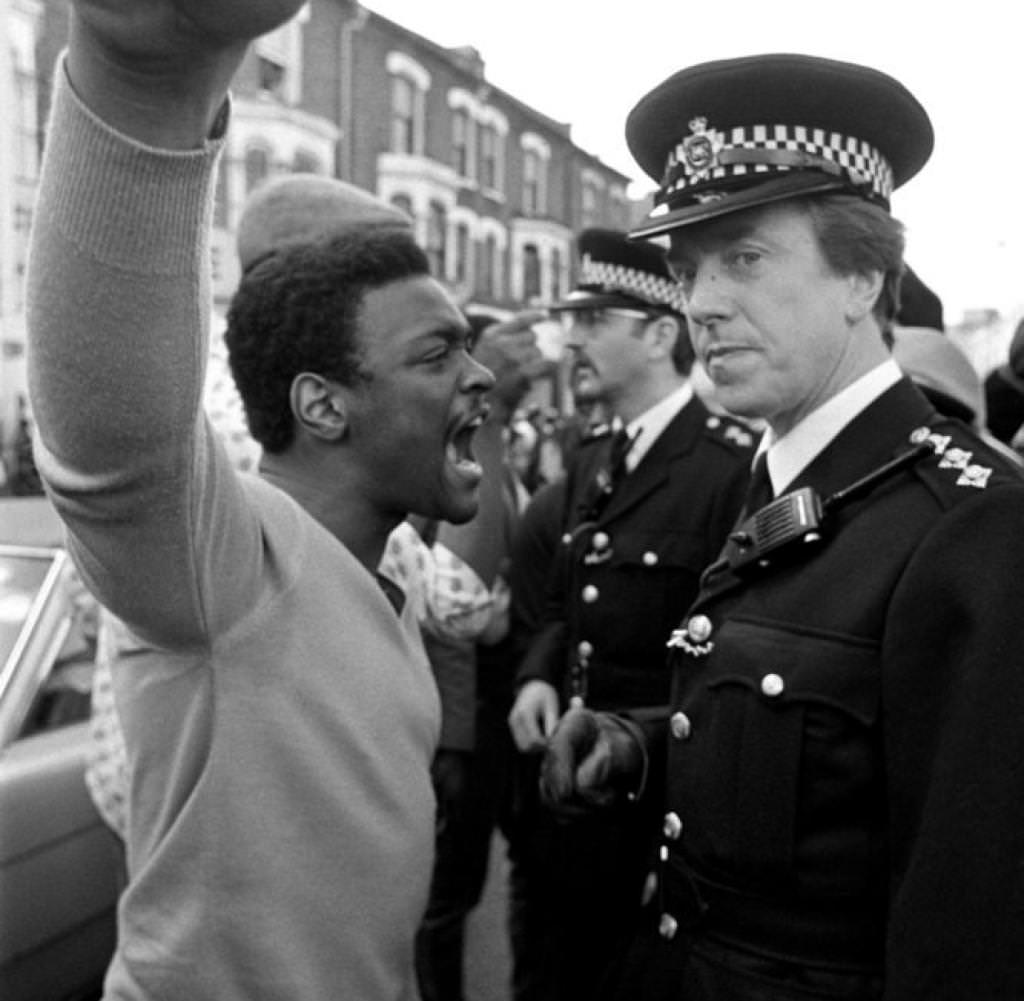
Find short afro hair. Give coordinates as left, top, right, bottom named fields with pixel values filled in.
left=226, top=228, right=430, bottom=453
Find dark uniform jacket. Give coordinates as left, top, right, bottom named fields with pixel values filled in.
left=517, top=393, right=754, bottom=712
left=645, top=377, right=1024, bottom=1000
left=510, top=392, right=754, bottom=1001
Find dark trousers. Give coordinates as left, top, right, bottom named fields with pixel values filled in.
left=504, top=755, right=662, bottom=1001
left=416, top=693, right=516, bottom=1001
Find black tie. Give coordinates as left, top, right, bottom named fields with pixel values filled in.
left=607, top=426, right=635, bottom=489
left=742, top=451, right=774, bottom=518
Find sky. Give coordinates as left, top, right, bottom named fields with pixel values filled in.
left=364, top=0, right=1023, bottom=324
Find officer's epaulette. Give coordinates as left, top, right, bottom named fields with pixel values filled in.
left=577, top=421, right=615, bottom=449
left=581, top=417, right=610, bottom=440
left=907, top=420, right=1024, bottom=500
left=702, top=413, right=759, bottom=452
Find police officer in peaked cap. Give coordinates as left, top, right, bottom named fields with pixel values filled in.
left=539, top=54, right=1024, bottom=1001
left=506, top=227, right=755, bottom=1001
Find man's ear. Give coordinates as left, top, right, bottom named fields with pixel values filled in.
left=844, top=270, right=885, bottom=325
left=290, top=372, right=348, bottom=442
left=645, top=314, right=680, bottom=361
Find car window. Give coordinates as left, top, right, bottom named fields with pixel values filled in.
left=18, top=569, right=99, bottom=739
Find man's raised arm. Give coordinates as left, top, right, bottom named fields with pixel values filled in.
left=26, top=0, right=305, bottom=642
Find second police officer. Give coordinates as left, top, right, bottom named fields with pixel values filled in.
left=508, top=228, right=755, bottom=1001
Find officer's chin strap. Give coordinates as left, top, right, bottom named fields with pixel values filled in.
left=720, top=441, right=933, bottom=577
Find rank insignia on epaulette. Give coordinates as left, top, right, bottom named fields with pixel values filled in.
left=957, top=464, right=992, bottom=489
left=939, top=448, right=972, bottom=470
left=909, top=427, right=953, bottom=456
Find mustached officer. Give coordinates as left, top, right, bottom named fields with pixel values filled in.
left=507, top=228, right=755, bottom=1001
left=540, top=54, right=1024, bottom=1001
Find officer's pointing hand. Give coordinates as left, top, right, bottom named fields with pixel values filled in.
left=473, top=310, right=547, bottom=381
left=539, top=708, right=645, bottom=816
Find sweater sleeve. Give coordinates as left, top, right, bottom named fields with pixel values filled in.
left=26, top=57, right=263, bottom=648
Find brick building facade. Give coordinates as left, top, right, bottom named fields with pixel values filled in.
left=0, top=0, right=635, bottom=454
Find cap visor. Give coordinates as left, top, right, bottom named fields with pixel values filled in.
left=547, top=290, right=652, bottom=312
left=629, top=173, right=849, bottom=241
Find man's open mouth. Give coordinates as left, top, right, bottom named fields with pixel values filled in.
left=446, top=409, right=488, bottom=477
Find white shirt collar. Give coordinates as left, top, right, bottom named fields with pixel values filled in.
left=624, top=381, right=694, bottom=472
left=759, top=359, right=903, bottom=494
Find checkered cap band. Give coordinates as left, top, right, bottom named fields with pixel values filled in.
left=661, top=122, right=894, bottom=206
left=579, top=255, right=687, bottom=314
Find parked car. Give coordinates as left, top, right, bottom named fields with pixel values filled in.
left=0, top=496, right=122, bottom=1001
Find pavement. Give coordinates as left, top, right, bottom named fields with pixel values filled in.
left=465, top=833, right=514, bottom=1001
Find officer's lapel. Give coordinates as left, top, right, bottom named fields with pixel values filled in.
left=785, top=378, right=935, bottom=499
left=693, top=379, right=936, bottom=607
left=599, top=397, right=706, bottom=523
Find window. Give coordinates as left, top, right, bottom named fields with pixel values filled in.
left=391, top=76, right=416, bottom=154
left=391, top=194, right=414, bottom=223
left=522, top=244, right=541, bottom=301
left=520, top=133, right=550, bottom=216
left=292, top=150, right=322, bottom=174
left=453, top=108, right=472, bottom=178
left=245, top=147, right=271, bottom=195
left=481, top=126, right=499, bottom=190
left=253, top=7, right=309, bottom=105
left=426, top=202, right=447, bottom=278
left=478, top=111, right=508, bottom=194
left=523, top=150, right=542, bottom=216
left=581, top=180, right=600, bottom=230
left=492, top=238, right=505, bottom=300
left=478, top=234, right=495, bottom=298
left=454, top=223, right=471, bottom=285
left=258, top=56, right=287, bottom=98
left=551, top=247, right=563, bottom=303
left=387, top=53, right=430, bottom=157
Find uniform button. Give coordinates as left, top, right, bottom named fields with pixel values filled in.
left=761, top=672, right=785, bottom=697
left=662, top=812, right=683, bottom=841
left=577, top=640, right=593, bottom=660
left=706, top=416, right=721, bottom=429
left=687, top=614, right=713, bottom=643
left=659, top=913, right=679, bottom=940
left=642, top=551, right=658, bottom=566
left=581, top=584, right=599, bottom=603
left=561, top=532, right=573, bottom=545
left=592, top=531, right=610, bottom=550
left=669, top=711, right=692, bottom=740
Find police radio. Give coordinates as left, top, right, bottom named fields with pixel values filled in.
left=724, top=442, right=931, bottom=576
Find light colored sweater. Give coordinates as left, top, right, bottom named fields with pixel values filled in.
left=27, top=62, right=439, bottom=1001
